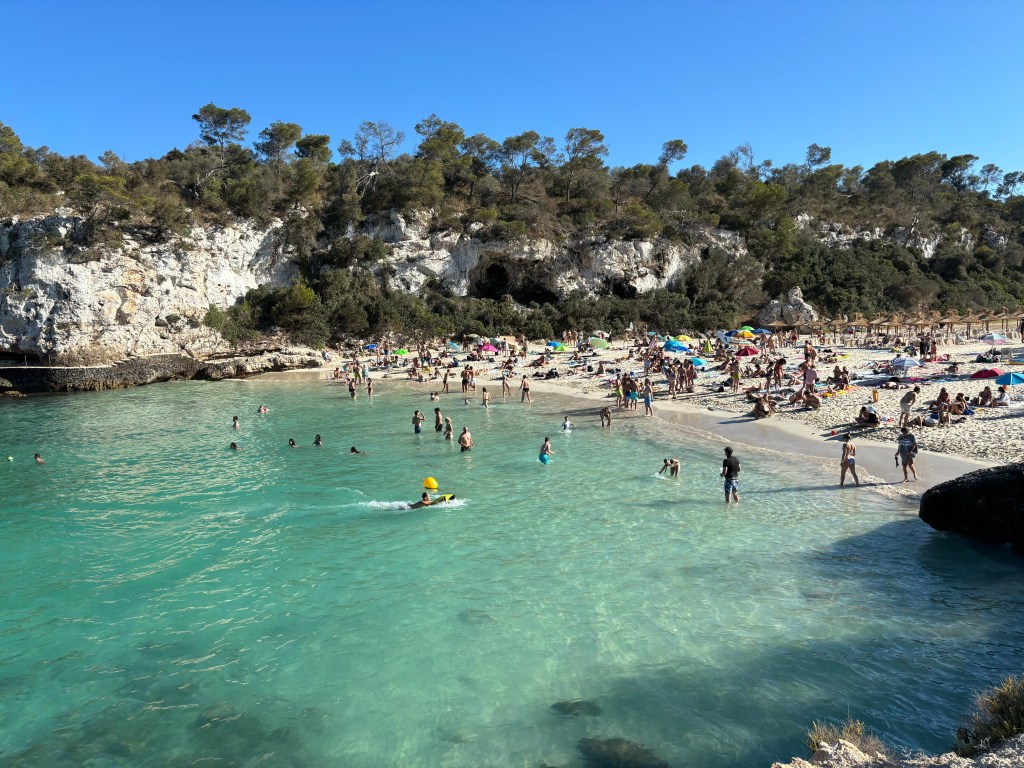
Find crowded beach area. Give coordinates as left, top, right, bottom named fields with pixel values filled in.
left=329, top=320, right=1024, bottom=491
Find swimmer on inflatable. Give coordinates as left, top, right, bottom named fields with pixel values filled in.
left=560, top=417, right=574, bottom=431
left=539, top=436, right=554, bottom=464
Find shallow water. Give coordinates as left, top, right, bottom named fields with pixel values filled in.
left=1, top=378, right=1022, bottom=767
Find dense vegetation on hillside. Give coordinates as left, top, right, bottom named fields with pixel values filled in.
left=2, top=108, right=1023, bottom=345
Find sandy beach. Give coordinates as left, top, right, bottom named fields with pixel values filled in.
left=513, top=334, right=1017, bottom=500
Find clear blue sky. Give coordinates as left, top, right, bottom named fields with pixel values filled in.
left=6, top=0, right=1024, bottom=175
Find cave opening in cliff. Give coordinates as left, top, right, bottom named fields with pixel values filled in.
left=609, top=281, right=638, bottom=300
left=470, top=263, right=559, bottom=305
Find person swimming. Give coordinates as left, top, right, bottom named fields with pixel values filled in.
left=288, top=439, right=297, bottom=448
left=313, top=435, right=323, bottom=446
left=350, top=446, right=366, bottom=454
left=561, top=417, right=574, bottom=431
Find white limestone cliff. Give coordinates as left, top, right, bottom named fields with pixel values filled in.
left=0, top=210, right=740, bottom=362
left=0, top=212, right=298, bottom=363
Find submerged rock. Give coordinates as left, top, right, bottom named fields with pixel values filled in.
left=551, top=699, right=602, bottom=716
left=919, top=462, right=1024, bottom=553
left=458, top=608, right=494, bottom=624
left=577, top=737, right=673, bottom=768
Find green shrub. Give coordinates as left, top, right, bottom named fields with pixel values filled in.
left=957, top=675, right=1024, bottom=756
left=804, top=717, right=889, bottom=759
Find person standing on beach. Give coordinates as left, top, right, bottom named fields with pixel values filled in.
left=642, top=378, right=655, bottom=416
left=600, top=406, right=612, bottom=428
left=481, top=387, right=491, bottom=408
left=729, top=359, right=741, bottom=393
left=840, top=433, right=859, bottom=487
left=501, top=370, right=512, bottom=398
left=442, top=369, right=450, bottom=394
left=898, top=386, right=920, bottom=428
left=413, top=410, right=425, bottom=434
left=721, top=446, right=740, bottom=504
left=458, top=427, right=475, bottom=452
left=520, top=375, right=532, bottom=403
left=895, top=427, right=918, bottom=482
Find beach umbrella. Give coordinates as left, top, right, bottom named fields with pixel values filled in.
left=735, top=330, right=756, bottom=339
left=365, top=343, right=377, bottom=349
left=995, top=372, right=1024, bottom=387
left=446, top=341, right=461, bottom=350
left=664, top=340, right=689, bottom=352
left=753, top=328, right=772, bottom=335
left=552, top=345, right=566, bottom=352
left=480, top=344, right=497, bottom=352
left=980, top=332, right=1008, bottom=344
left=675, top=334, right=693, bottom=341
left=546, top=340, right=561, bottom=348
left=971, top=368, right=1003, bottom=379
left=394, top=348, right=409, bottom=355
left=589, top=337, right=610, bottom=349
left=735, top=346, right=759, bottom=357
left=740, top=325, right=754, bottom=331
left=890, top=357, right=923, bottom=369
left=690, top=357, right=706, bottom=366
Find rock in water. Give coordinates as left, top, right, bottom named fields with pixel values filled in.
left=551, top=699, right=602, bottom=716
left=578, top=737, right=673, bottom=768
left=458, top=609, right=494, bottom=624
left=919, top=462, right=1024, bottom=552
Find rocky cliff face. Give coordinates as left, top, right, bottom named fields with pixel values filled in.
left=0, top=212, right=298, bottom=363
left=0, top=207, right=978, bottom=364
left=367, top=210, right=739, bottom=301
left=0, top=210, right=745, bottom=362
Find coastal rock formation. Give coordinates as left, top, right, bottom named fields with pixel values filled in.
left=918, top=463, right=1024, bottom=552
left=0, top=212, right=297, bottom=363
left=771, top=734, right=1024, bottom=767
left=0, top=349, right=322, bottom=393
left=0, top=210, right=743, bottom=363
left=757, top=286, right=821, bottom=327
left=367, top=210, right=732, bottom=300
left=794, top=214, right=943, bottom=260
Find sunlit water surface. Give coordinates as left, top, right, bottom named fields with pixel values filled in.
left=1, top=378, right=1022, bottom=767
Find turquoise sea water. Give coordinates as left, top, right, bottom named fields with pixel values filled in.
left=1, top=377, right=1023, bottom=767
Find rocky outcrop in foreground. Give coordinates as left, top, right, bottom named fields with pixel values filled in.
left=772, top=735, right=1024, bottom=768
left=919, top=463, right=1024, bottom=553
left=0, top=350, right=323, bottom=393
